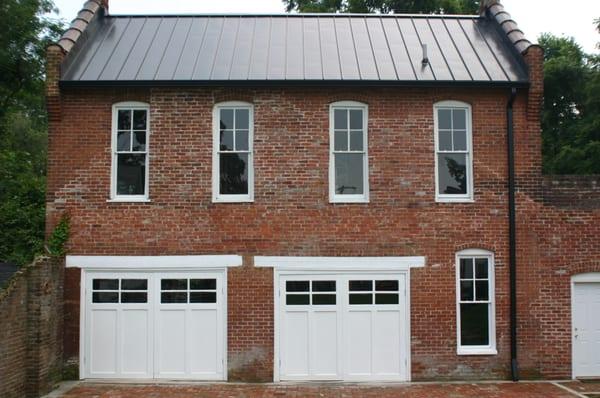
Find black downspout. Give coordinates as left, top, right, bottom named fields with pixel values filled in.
left=507, top=87, right=519, bottom=382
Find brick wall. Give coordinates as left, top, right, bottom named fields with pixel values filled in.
left=542, top=175, right=600, bottom=209
left=0, top=257, right=64, bottom=398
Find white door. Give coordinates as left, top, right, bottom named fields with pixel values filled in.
left=84, top=271, right=225, bottom=380
left=278, top=272, right=408, bottom=382
left=573, top=282, right=600, bottom=378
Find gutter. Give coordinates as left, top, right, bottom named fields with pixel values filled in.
left=507, top=87, right=518, bottom=381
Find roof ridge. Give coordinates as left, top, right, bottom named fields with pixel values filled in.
left=480, top=0, right=533, bottom=54
left=55, top=0, right=107, bottom=53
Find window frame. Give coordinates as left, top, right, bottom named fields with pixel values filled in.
left=329, top=101, right=369, bottom=203
left=434, top=101, right=474, bottom=203
left=110, top=101, right=151, bottom=202
left=212, top=101, right=254, bottom=203
left=455, top=249, right=497, bottom=356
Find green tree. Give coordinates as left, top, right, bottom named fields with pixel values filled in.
left=284, top=0, right=479, bottom=14
left=0, top=0, right=63, bottom=265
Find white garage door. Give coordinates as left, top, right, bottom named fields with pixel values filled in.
left=278, top=273, right=408, bottom=381
left=573, top=282, right=600, bottom=378
left=83, top=271, right=225, bottom=380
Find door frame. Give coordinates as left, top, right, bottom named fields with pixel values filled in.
left=77, top=255, right=241, bottom=380
left=273, top=266, right=413, bottom=382
left=571, top=272, right=600, bottom=379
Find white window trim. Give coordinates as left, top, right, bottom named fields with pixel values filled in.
left=255, top=256, right=425, bottom=270
left=455, top=249, right=497, bottom=355
left=212, top=101, right=254, bottom=203
left=66, top=255, right=243, bottom=269
left=329, top=101, right=369, bottom=203
left=110, top=101, right=151, bottom=201
left=434, top=101, right=474, bottom=203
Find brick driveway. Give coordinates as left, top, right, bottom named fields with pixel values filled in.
left=53, top=381, right=592, bottom=398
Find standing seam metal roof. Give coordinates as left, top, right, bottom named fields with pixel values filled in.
left=60, top=14, right=529, bottom=85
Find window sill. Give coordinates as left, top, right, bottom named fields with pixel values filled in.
left=107, top=198, right=152, bottom=203
left=212, top=196, right=254, bottom=204
left=330, top=196, right=370, bottom=204
left=436, top=197, right=474, bottom=204
left=457, top=348, right=497, bottom=356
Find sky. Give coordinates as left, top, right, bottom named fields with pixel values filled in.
left=49, top=0, right=600, bottom=53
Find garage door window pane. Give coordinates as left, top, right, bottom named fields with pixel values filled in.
left=121, top=292, right=147, bottom=303
left=161, top=292, right=188, bottom=303
left=375, top=293, right=399, bottom=305
left=161, top=279, right=187, bottom=290
left=121, top=279, right=147, bottom=290
left=286, top=294, right=310, bottom=305
left=312, top=281, right=335, bottom=292
left=349, top=280, right=372, bottom=291
left=460, top=303, right=489, bottom=346
left=190, top=279, right=216, bottom=290
left=93, top=279, right=118, bottom=290
left=93, top=292, right=119, bottom=303
left=286, top=281, right=309, bottom=292
left=190, top=292, right=217, bottom=303
left=312, top=294, right=336, bottom=305
left=375, top=280, right=398, bottom=291
left=349, top=293, right=372, bottom=305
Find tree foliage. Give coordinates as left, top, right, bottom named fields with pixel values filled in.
left=540, top=33, right=600, bottom=174
left=284, top=0, right=479, bottom=14
left=0, top=0, right=63, bottom=265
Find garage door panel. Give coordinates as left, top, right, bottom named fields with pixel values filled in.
left=282, top=311, right=310, bottom=376
left=121, top=309, right=151, bottom=375
left=345, top=311, right=372, bottom=376
left=373, top=310, right=401, bottom=375
left=573, top=282, right=600, bottom=377
left=311, top=311, right=339, bottom=376
left=90, top=309, right=118, bottom=375
left=189, top=309, right=219, bottom=375
left=157, top=309, right=187, bottom=375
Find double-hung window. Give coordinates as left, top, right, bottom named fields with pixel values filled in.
left=329, top=101, right=369, bottom=203
left=456, top=249, right=496, bottom=355
left=111, top=102, right=149, bottom=201
left=434, top=101, right=473, bottom=202
left=212, top=102, right=254, bottom=202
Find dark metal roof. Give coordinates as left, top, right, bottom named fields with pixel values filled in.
left=60, top=14, right=529, bottom=86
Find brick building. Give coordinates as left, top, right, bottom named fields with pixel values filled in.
left=45, top=0, right=600, bottom=382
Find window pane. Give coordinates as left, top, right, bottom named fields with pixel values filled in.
left=116, top=154, right=146, bottom=196
left=190, top=292, right=217, bottom=303
left=93, top=292, right=119, bottom=303
left=334, top=109, right=347, bottom=129
left=235, top=109, right=249, bottom=130
left=375, top=280, right=398, bottom=291
left=349, top=130, right=363, bottom=151
left=133, top=110, right=147, bottom=130
left=438, top=109, right=451, bottom=129
left=335, top=153, right=364, bottom=195
left=438, top=153, right=467, bottom=195
left=438, top=130, right=452, bottom=151
left=220, top=109, right=234, bottom=130
left=349, top=293, right=372, bottom=305
left=121, top=279, right=147, bottom=290
left=312, top=294, right=336, bottom=305
left=312, top=281, right=336, bottom=292
left=475, top=258, right=488, bottom=279
left=460, top=281, right=474, bottom=301
left=453, top=109, right=466, bottom=129
left=349, top=280, right=372, bottom=291
left=460, top=258, right=473, bottom=279
left=117, top=131, right=131, bottom=151
left=190, top=279, right=216, bottom=290
left=460, top=303, right=489, bottom=346
left=118, top=110, right=131, bottom=130
left=375, top=293, right=399, bottom=305
left=453, top=130, right=467, bottom=151
left=475, top=281, right=489, bottom=301
left=235, top=130, right=249, bottom=151
left=161, top=279, right=187, bottom=290
left=121, top=292, right=147, bottom=303
left=220, top=130, right=234, bottom=151
left=219, top=153, right=248, bottom=195
left=161, top=292, right=187, bottom=303
left=93, top=279, right=118, bottom=290
left=286, top=281, right=309, bottom=292
left=286, top=294, right=309, bottom=305
left=132, top=131, right=146, bottom=152
left=349, top=109, right=362, bottom=129
left=334, top=130, right=348, bottom=151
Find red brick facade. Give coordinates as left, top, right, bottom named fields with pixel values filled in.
left=45, top=42, right=600, bottom=381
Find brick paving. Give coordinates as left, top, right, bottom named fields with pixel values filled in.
left=58, top=382, right=580, bottom=398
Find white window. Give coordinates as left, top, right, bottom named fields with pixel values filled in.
left=434, top=101, right=473, bottom=202
left=456, top=249, right=496, bottom=355
left=329, top=101, right=369, bottom=203
left=111, top=102, right=150, bottom=201
left=212, top=102, right=254, bottom=202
